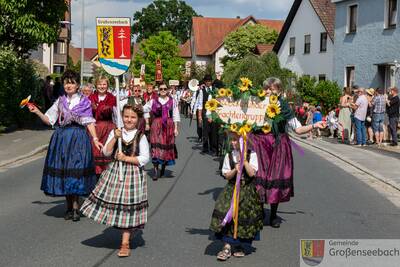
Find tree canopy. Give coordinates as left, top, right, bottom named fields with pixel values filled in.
left=132, top=0, right=199, bottom=43
left=223, top=24, right=278, bottom=64
left=0, top=0, right=68, bottom=57
left=132, top=31, right=185, bottom=82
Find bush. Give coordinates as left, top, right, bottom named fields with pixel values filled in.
left=295, top=76, right=341, bottom=114
left=0, top=46, right=43, bottom=129
left=223, top=52, right=295, bottom=88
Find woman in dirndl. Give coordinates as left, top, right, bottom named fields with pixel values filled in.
left=29, top=70, right=102, bottom=222
left=250, top=78, right=326, bottom=228
left=89, top=76, right=116, bottom=178
left=143, top=81, right=180, bottom=180
left=81, top=104, right=150, bottom=257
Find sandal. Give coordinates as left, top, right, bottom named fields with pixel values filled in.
left=117, top=243, right=131, bottom=257
left=233, top=246, right=245, bottom=257
left=217, top=244, right=231, bottom=261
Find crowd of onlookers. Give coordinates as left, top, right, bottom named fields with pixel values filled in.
left=295, top=86, right=400, bottom=147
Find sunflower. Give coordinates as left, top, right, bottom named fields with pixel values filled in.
left=238, top=123, right=252, bottom=136
left=218, top=88, right=227, bottom=97
left=257, top=89, right=266, bottom=98
left=266, top=103, right=281, bottom=118
left=239, top=86, right=249, bottom=92
left=230, top=123, right=238, bottom=133
left=205, top=99, right=220, bottom=112
left=240, top=77, right=252, bottom=88
left=226, top=89, right=233, bottom=97
left=270, top=94, right=278, bottom=104
left=262, top=123, right=271, bottom=134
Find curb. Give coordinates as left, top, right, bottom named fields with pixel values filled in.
left=290, top=134, right=400, bottom=192
left=0, top=144, right=48, bottom=168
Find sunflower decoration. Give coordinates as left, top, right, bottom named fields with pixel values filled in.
left=226, top=89, right=233, bottom=97
left=269, top=94, right=278, bottom=104
left=257, top=89, right=266, bottom=98
left=230, top=123, right=239, bottom=133
left=217, top=88, right=227, bottom=97
left=262, top=122, right=272, bottom=134
left=239, top=77, right=252, bottom=92
left=266, top=103, right=281, bottom=119
left=238, top=123, right=252, bottom=136
left=205, top=99, right=220, bottom=112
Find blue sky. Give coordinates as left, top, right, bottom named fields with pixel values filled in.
left=71, top=0, right=294, bottom=48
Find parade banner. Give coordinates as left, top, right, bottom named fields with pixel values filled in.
left=96, top=17, right=131, bottom=76
left=215, top=96, right=267, bottom=126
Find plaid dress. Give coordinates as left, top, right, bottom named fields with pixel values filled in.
left=81, top=133, right=148, bottom=229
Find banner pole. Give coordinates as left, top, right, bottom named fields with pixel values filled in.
left=115, top=76, right=124, bottom=182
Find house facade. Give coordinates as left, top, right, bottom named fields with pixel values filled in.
left=30, top=0, right=71, bottom=74
left=180, top=16, right=284, bottom=75
left=333, top=0, right=400, bottom=90
left=273, top=0, right=336, bottom=81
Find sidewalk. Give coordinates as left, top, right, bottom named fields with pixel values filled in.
left=291, top=134, right=400, bottom=191
left=0, top=129, right=53, bottom=167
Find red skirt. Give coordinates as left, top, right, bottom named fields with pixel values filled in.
left=150, top=117, right=177, bottom=165
left=92, top=120, right=115, bottom=175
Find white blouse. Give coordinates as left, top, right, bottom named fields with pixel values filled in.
left=102, top=128, right=150, bottom=167
left=45, top=93, right=95, bottom=126
left=222, top=150, right=258, bottom=176
left=142, top=97, right=181, bottom=122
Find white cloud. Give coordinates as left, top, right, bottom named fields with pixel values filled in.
left=71, top=0, right=294, bottom=48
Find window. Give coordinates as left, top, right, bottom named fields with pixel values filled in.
left=345, top=66, right=355, bottom=87
left=318, top=74, right=326, bottom=81
left=348, top=5, right=358, bottom=33
left=320, top=32, right=327, bottom=52
left=53, top=65, right=65, bottom=74
left=388, top=0, right=398, bottom=27
left=289, top=37, right=296, bottom=55
left=304, top=35, right=311, bottom=54
left=54, top=41, right=66, bottom=54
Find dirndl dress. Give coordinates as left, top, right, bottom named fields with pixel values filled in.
left=250, top=133, right=294, bottom=204
left=41, top=95, right=97, bottom=196
left=81, top=133, right=148, bottom=229
left=149, top=97, right=177, bottom=165
left=210, top=151, right=263, bottom=241
left=89, top=92, right=116, bottom=175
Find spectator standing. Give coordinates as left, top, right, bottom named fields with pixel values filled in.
left=338, top=87, right=352, bottom=142
left=350, top=88, right=368, bottom=146
left=313, top=106, right=323, bottom=138
left=365, top=88, right=375, bottom=145
left=386, top=87, right=399, bottom=146
left=371, top=88, right=386, bottom=146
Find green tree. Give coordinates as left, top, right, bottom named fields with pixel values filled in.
left=189, top=62, right=215, bottom=81
left=295, top=76, right=341, bottom=114
left=0, top=0, right=68, bottom=57
left=132, top=0, right=199, bottom=43
left=222, top=24, right=278, bottom=63
left=67, top=56, right=80, bottom=74
left=223, top=52, right=295, bottom=89
left=132, top=31, right=185, bottom=82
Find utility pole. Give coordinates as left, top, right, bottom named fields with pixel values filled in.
left=80, top=0, right=85, bottom=85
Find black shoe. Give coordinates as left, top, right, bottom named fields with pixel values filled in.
left=64, top=210, right=73, bottom=220
left=202, top=149, right=209, bottom=153
left=390, top=143, right=398, bottom=147
left=152, top=167, right=159, bottom=180
left=269, top=217, right=281, bottom=228
left=160, top=165, right=166, bottom=177
left=72, top=209, right=80, bottom=222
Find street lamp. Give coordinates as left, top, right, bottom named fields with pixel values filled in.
left=80, top=0, right=85, bottom=85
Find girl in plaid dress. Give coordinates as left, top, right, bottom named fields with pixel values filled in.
left=81, top=104, right=150, bottom=257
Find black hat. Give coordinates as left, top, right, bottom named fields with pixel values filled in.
left=203, top=74, right=212, bottom=82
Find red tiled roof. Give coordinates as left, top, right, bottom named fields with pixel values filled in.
left=68, top=45, right=98, bottom=63
left=309, top=0, right=336, bottom=39
left=255, top=44, right=274, bottom=55
left=192, top=16, right=284, bottom=56
left=179, top=40, right=191, bottom=58
left=273, top=0, right=335, bottom=53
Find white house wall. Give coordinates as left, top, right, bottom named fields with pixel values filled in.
left=215, top=46, right=228, bottom=73
left=277, top=0, right=334, bottom=80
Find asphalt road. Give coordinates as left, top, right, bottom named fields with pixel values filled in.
left=1, top=119, right=400, bottom=267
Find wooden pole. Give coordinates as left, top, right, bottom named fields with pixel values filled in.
left=115, top=76, right=124, bottom=182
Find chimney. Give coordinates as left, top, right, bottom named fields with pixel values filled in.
left=236, top=16, right=240, bottom=19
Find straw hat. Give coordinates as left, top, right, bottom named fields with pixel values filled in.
left=366, top=88, right=375, bottom=96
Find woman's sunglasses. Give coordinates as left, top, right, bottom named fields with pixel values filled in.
left=134, top=89, right=141, bottom=93
left=159, top=87, right=168, bottom=92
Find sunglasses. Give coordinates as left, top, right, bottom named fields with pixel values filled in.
left=159, top=87, right=168, bottom=91
left=134, top=90, right=141, bottom=93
